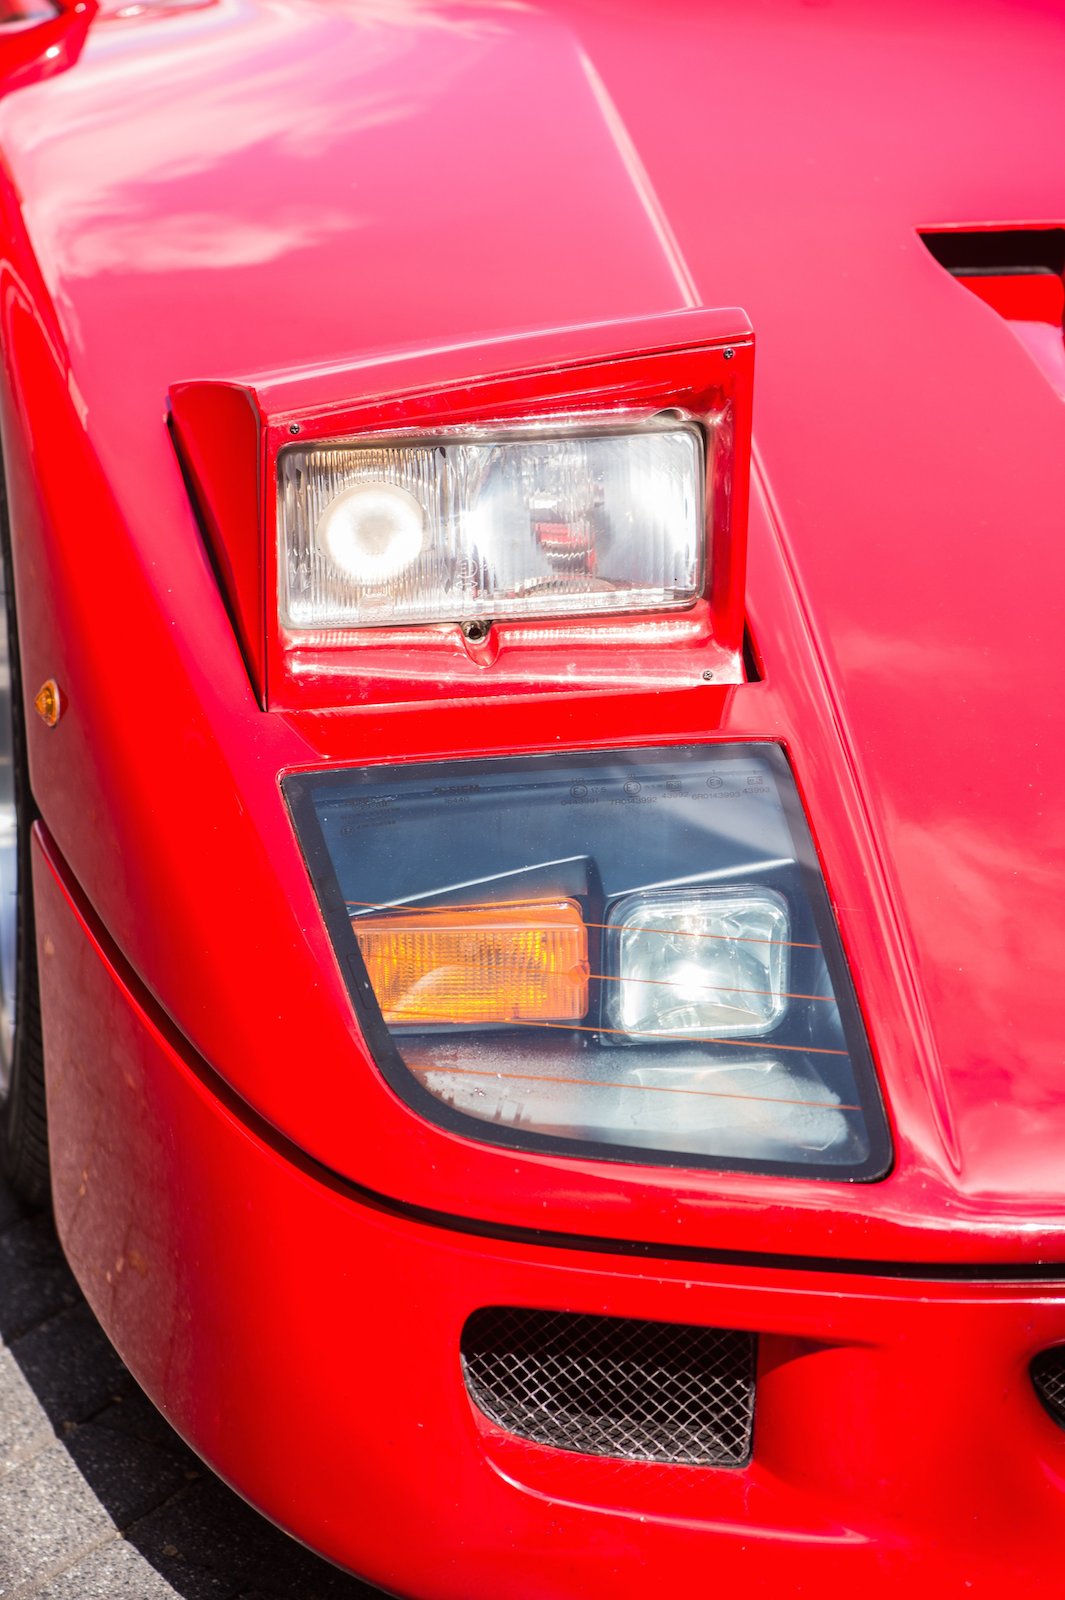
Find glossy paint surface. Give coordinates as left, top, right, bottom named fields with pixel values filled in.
left=35, top=831, right=1065, bottom=1595
left=3, top=0, right=1065, bottom=1270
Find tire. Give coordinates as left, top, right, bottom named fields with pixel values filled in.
left=0, top=467, right=49, bottom=1208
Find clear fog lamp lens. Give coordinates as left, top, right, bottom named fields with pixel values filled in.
left=607, top=889, right=790, bottom=1040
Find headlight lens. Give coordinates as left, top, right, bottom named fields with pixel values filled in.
left=605, top=888, right=790, bottom=1040
left=284, top=745, right=890, bottom=1179
left=277, top=424, right=703, bottom=630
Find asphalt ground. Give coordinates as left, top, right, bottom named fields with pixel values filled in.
left=0, top=1171, right=383, bottom=1599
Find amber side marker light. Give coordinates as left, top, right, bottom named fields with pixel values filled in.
left=34, top=679, right=62, bottom=727
left=352, top=899, right=589, bottom=1027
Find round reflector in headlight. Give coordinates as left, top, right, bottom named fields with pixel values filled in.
left=316, top=481, right=426, bottom=584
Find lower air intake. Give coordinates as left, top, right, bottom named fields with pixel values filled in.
left=461, top=1307, right=755, bottom=1466
left=1031, top=1347, right=1065, bottom=1427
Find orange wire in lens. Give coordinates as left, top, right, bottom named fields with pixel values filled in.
left=353, top=900, right=589, bottom=1026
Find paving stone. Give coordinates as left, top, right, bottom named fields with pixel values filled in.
left=129, top=1479, right=379, bottom=1600
left=130, top=1477, right=311, bottom=1590
left=91, top=1383, right=197, bottom=1461
left=33, top=1537, right=206, bottom=1600
left=230, top=1577, right=383, bottom=1600
left=0, top=1345, right=52, bottom=1472
left=0, top=1442, right=114, bottom=1590
left=127, top=1479, right=274, bottom=1597
left=63, top=1415, right=193, bottom=1528
left=0, top=1214, right=80, bottom=1343
left=8, top=1301, right=130, bottom=1429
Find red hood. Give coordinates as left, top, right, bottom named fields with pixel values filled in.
left=3, top=0, right=1065, bottom=1241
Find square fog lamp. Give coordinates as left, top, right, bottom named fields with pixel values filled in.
left=606, top=889, right=790, bottom=1040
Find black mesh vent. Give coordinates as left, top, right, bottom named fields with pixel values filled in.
left=461, top=1307, right=755, bottom=1466
left=1032, top=1347, right=1065, bottom=1427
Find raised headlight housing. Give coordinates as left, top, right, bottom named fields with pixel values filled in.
left=284, top=744, right=890, bottom=1179
left=169, top=308, right=754, bottom=710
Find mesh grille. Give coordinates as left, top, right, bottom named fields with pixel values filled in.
left=461, top=1307, right=755, bottom=1466
left=1032, top=1347, right=1065, bottom=1427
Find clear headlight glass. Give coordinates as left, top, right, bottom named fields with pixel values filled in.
left=606, top=889, right=790, bottom=1040
left=277, top=424, right=703, bottom=630
left=284, top=745, right=890, bottom=1178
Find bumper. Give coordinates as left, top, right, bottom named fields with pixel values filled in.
left=33, top=827, right=1065, bottom=1598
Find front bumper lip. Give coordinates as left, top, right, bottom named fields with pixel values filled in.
left=33, top=825, right=1065, bottom=1597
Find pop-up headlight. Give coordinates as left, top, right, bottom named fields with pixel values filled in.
left=285, top=745, right=890, bottom=1179
left=278, top=424, right=703, bottom=630
left=169, top=307, right=753, bottom=710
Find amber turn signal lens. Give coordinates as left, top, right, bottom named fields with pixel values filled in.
left=34, top=679, right=63, bottom=728
left=353, top=899, right=589, bottom=1026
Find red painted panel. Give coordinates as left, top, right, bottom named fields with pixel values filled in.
left=956, top=271, right=1065, bottom=327
left=35, top=824, right=1065, bottom=1596
left=0, top=0, right=88, bottom=91
left=1, top=0, right=1065, bottom=1270
left=168, top=379, right=264, bottom=695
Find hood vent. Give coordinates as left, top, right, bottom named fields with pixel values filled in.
left=919, top=225, right=1065, bottom=398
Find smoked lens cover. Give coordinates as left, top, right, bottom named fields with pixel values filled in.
left=284, top=745, right=890, bottom=1179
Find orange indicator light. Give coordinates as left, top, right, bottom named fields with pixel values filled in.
left=353, top=899, right=589, bottom=1026
left=34, top=679, right=63, bottom=728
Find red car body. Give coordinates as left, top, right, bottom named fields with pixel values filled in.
left=2, top=0, right=1065, bottom=1592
